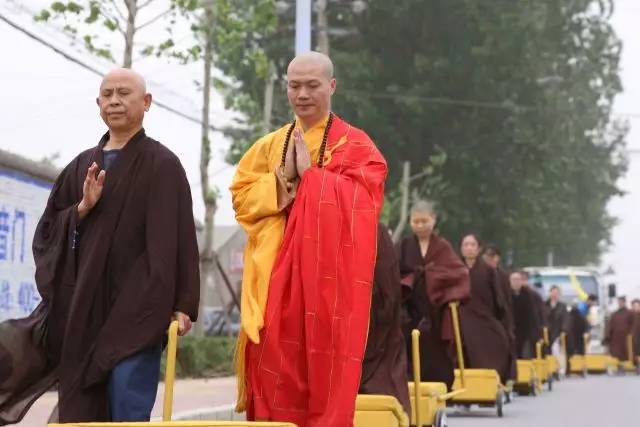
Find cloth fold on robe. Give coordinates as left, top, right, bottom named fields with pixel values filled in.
left=0, top=130, right=200, bottom=424
left=234, top=116, right=386, bottom=427
left=399, top=234, right=470, bottom=389
left=359, top=223, right=410, bottom=416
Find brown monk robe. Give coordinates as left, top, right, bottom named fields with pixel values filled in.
left=359, top=224, right=410, bottom=415
left=521, top=272, right=545, bottom=347
left=398, top=211, right=470, bottom=390
left=510, top=271, right=541, bottom=359
left=458, top=234, right=511, bottom=384
left=0, top=69, right=200, bottom=424
left=482, top=245, right=516, bottom=381
left=632, top=300, right=640, bottom=364
left=606, top=297, right=634, bottom=361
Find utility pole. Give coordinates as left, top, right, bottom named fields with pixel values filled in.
left=546, top=250, right=555, bottom=267
left=295, top=0, right=312, bottom=54
left=315, top=0, right=330, bottom=54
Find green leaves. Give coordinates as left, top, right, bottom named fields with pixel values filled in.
left=213, top=0, right=626, bottom=267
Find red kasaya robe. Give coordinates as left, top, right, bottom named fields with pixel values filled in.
left=245, top=116, right=387, bottom=427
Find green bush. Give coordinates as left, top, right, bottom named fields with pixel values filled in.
left=160, top=335, right=236, bottom=379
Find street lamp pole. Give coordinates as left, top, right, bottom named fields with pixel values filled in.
left=295, top=0, right=312, bottom=55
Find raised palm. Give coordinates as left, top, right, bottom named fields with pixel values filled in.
left=80, top=162, right=106, bottom=214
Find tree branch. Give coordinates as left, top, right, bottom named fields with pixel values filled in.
left=99, top=9, right=125, bottom=36
left=108, top=0, right=126, bottom=22
left=136, top=8, right=172, bottom=31
left=138, top=0, right=157, bottom=10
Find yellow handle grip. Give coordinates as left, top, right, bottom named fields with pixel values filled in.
left=163, top=320, right=179, bottom=421
left=411, top=329, right=422, bottom=427
left=448, top=301, right=466, bottom=389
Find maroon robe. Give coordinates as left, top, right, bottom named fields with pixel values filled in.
left=512, top=288, right=541, bottom=359
left=459, top=259, right=511, bottom=384
left=359, top=224, right=410, bottom=415
left=0, top=130, right=200, bottom=424
left=632, top=312, right=640, bottom=363
left=398, top=234, right=470, bottom=389
left=496, top=268, right=516, bottom=380
left=606, top=307, right=634, bottom=361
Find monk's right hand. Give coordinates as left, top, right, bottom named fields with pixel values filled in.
left=283, top=134, right=297, bottom=181
left=78, top=162, right=106, bottom=219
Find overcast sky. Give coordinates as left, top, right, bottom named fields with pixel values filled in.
left=1, top=0, right=639, bottom=296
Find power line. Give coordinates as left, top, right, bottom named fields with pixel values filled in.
left=4, top=0, right=233, bottom=120
left=0, top=11, right=224, bottom=133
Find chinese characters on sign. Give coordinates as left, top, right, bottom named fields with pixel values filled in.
left=0, top=170, right=52, bottom=321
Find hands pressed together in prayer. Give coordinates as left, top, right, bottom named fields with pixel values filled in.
left=283, top=129, right=311, bottom=184
left=78, top=162, right=106, bottom=219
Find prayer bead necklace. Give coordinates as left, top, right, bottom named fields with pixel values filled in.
left=280, top=112, right=334, bottom=170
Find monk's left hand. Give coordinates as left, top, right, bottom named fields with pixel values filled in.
left=173, top=311, right=192, bottom=336
left=293, top=129, right=311, bottom=176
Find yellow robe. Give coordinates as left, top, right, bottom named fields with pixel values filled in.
left=230, top=117, right=334, bottom=410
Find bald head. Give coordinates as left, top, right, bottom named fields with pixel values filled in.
left=97, top=68, right=151, bottom=135
left=100, top=68, right=147, bottom=93
left=287, top=51, right=334, bottom=79
left=286, top=52, right=336, bottom=128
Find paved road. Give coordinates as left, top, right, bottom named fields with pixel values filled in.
left=448, top=374, right=640, bottom=427
left=15, top=374, right=640, bottom=426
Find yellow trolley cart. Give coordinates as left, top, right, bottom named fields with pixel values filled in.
left=513, top=359, right=538, bottom=396
left=583, top=334, right=618, bottom=375
left=408, top=328, right=457, bottom=427
left=447, top=303, right=506, bottom=418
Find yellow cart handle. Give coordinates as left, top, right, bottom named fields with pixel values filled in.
left=543, top=327, right=550, bottom=346
left=628, top=334, right=634, bottom=364
left=583, top=333, right=590, bottom=355
left=163, top=320, right=179, bottom=421
left=536, top=340, right=543, bottom=360
left=448, top=302, right=466, bottom=389
left=411, top=329, right=423, bottom=427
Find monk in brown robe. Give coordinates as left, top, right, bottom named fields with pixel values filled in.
left=0, top=69, right=200, bottom=424
left=521, top=271, right=545, bottom=347
left=631, top=299, right=640, bottom=365
left=510, top=271, right=541, bottom=359
left=482, top=245, right=516, bottom=381
left=398, top=201, right=470, bottom=389
left=359, top=223, right=410, bottom=415
left=606, top=296, right=634, bottom=361
left=458, top=234, right=511, bottom=384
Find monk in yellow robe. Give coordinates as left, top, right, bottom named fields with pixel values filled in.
left=230, top=52, right=387, bottom=427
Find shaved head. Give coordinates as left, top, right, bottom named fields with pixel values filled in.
left=287, top=51, right=334, bottom=79
left=286, top=52, right=336, bottom=128
left=100, top=68, right=147, bottom=93
left=97, top=68, right=151, bottom=135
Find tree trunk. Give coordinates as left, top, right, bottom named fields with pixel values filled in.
left=262, top=61, right=276, bottom=134
left=123, top=0, right=138, bottom=67
left=315, top=0, right=330, bottom=55
left=194, top=4, right=217, bottom=336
